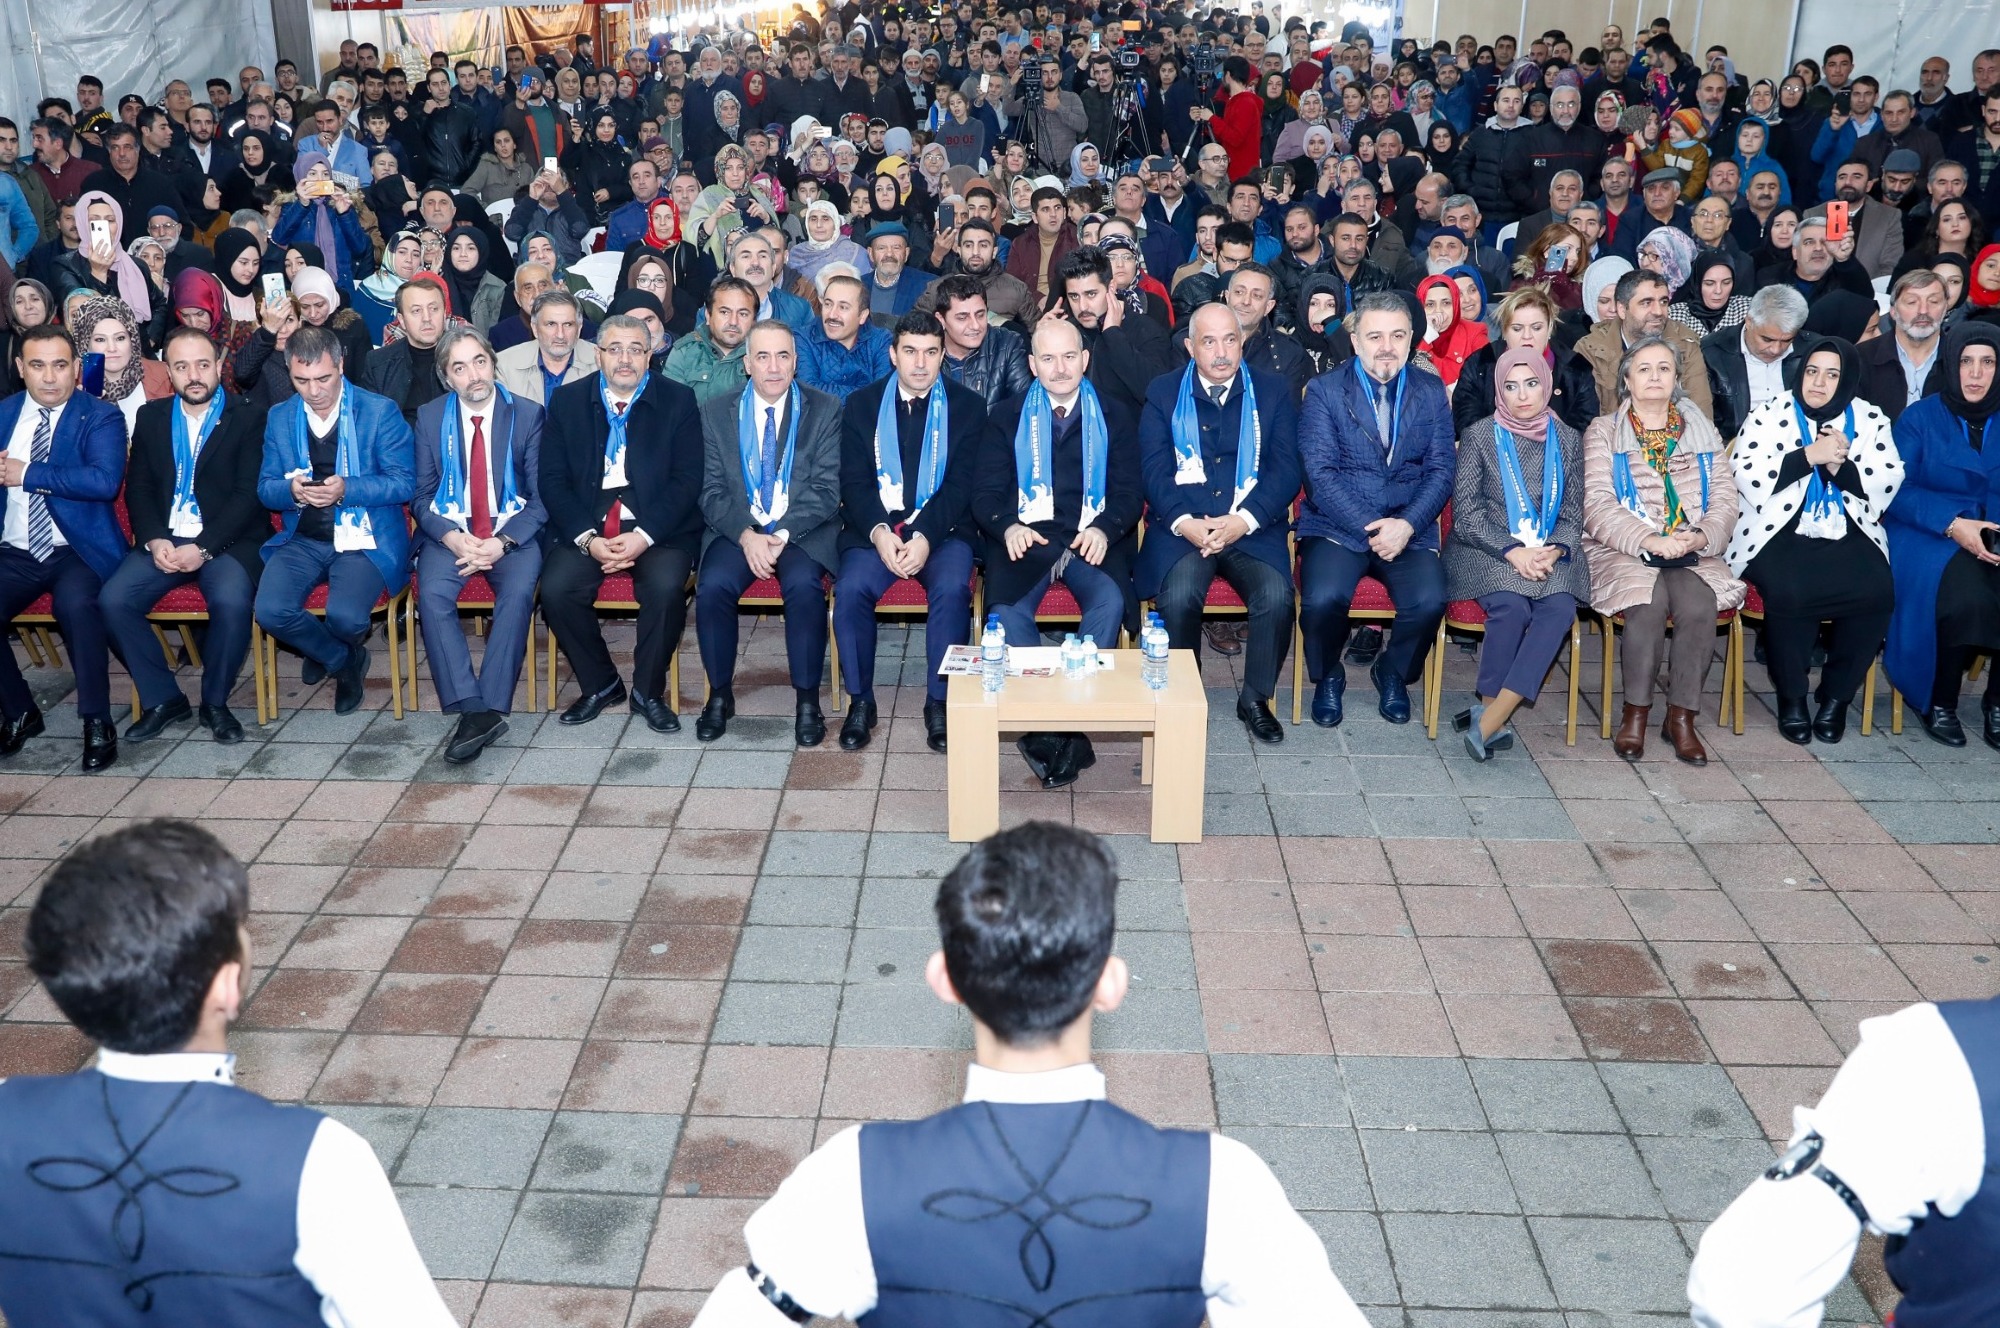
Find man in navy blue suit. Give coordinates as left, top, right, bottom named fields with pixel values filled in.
left=1136, top=304, right=1302, bottom=745
left=0, top=325, right=127, bottom=771
left=1295, top=292, right=1456, bottom=729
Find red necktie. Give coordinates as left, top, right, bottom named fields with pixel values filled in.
left=1053, top=405, right=1068, bottom=421
left=602, top=402, right=625, bottom=538
left=468, top=415, right=492, bottom=540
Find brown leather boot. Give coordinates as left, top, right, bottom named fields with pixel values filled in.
left=1662, top=705, right=1708, bottom=766
left=1613, top=704, right=1650, bottom=759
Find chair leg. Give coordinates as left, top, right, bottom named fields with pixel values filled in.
left=827, top=593, right=840, bottom=702
left=16, top=627, right=42, bottom=667
left=1600, top=618, right=1616, bottom=741
left=179, top=623, right=203, bottom=669
left=387, top=598, right=404, bottom=722
left=1891, top=686, right=1903, bottom=735
left=150, top=622, right=176, bottom=669
left=1861, top=658, right=1877, bottom=736
left=1728, top=618, right=1745, bottom=735
left=546, top=613, right=557, bottom=713
left=1972, top=653, right=1987, bottom=683
left=36, top=627, right=60, bottom=667
left=1291, top=619, right=1304, bottom=726
left=252, top=622, right=270, bottom=726
left=406, top=596, right=420, bottom=713
left=1425, top=621, right=1444, bottom=740
left=1566, top=618, right=1581, bottom=747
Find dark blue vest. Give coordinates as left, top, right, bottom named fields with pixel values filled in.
left=1883, top=997, right=2000, bottom=1327
left=0, top=1070, right=326, bottom=1326
left=857, top=1098, right=1210, bottom=1328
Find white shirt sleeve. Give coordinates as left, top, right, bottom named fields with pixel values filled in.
left=1203, top=1134, right=1370, bottom=1328
left=293, top=1117, right=459, bottom=1328
left=1687, top=1002, right=1986, bottom=1328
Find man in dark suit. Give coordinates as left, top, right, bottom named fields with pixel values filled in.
left=412, top=327, right=546, bottom=764
left=694, top=320, right=844, bottom=747
left=0, top=324, right=127, bottom=770
left=1050, top=247, right=1180, bottom=424
left=1138, top=305, right=1302, bottom=745
left=1856, top=269, right=1951, bottom=422
left=538, top=315, right=705, bottom=733
left=835, top=311, right=986, bottom=754
left=100, top=326, right=264, bottom=746
left=1700, top=285, right=1813, bottom=439
left=973, top=318, right=1142, bottom=789
left=1295, top=292, right=1455, bottom=728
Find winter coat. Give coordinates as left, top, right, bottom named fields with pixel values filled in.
left=1575, top=319, right=1714, bottom=429
left=1723, top=390, right=1901, bottom=575
left=1454, top=117, right=1532, bottom=225
left=1580, top=404, right=1745, bottom=616
left=1444, top=415, right=1592, bottom=603
left=460, top=153, right=539, bottom=208
left=1884, top=394, right=2000, bottom=709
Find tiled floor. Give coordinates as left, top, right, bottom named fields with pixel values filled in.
left=3, top=614, right=1985, bottom=1325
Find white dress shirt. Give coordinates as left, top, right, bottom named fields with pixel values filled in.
left=1742, top=335, right=1788, bottom=411
left=4, top=396, right=69, bottom=552
left=169, top=398, right=214, bottom=538
left=751, top=390, right=792, bottom=543
left=1895, top=336, right=1939, bottom=410
left=1687, top=1002, right=1986, bottom=1328
left=60, top=1050, right=459, bottom=1328
left=601, top=385, right=653, bottom=546
left=1168, top=375, right=1261, bottom=536
left=689, top=1061, right=1364, bottom=1327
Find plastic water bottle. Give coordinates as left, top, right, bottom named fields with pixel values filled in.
left=1142, top=618, right=1171, bottom=691
left=1061, top=633, right=1082, bottom=679
left=1080, top=635, right=1100, bottom=674
left=981, top=614, right=1007, bottom=694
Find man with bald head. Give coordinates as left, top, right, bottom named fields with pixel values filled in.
left=1137, top=305, right=1302, bottom=743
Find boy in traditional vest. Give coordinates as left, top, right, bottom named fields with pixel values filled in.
left=0, top=820, right=455, bottom=1326
left=691, top=821, right=1369, bottom=1327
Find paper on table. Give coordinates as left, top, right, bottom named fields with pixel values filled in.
left=938, top=645, right=1115, bottom=677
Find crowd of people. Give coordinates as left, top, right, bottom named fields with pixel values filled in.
left=0, top=3, right=1996, bottom=785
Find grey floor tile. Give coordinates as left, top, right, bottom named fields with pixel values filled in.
left=1353, top=755, right=1458, bottom=797
left=692, top=716, right=796, bottom=749
left=395, top=1185, right=520, bottom=1279
left=710, top=981, right=841, bottom=1045
left=1369, top=796, right=1477, bottom=839
left=1448, top=758, right=1557, bottom=799
left=276, top=709, right=379, bottom=744
left=1341, top=720, right=1444, bottom=756
left=1471, top=1061, right=1624, bottom=1134
left=1498, top=1133, right=1665, bottom=1218
left=1233, top=1125, right=1374, bottom=1210
left=1864, top=801, right=2000, bottom=844
left=1118, top=931, right=1198, bottom=989
left=147, top=740, right=264, bottom=778
left=1528, top=1217, right=1691, bottom=1312
left=328, top=743, right=434, bottom=781
left=1092, top=986, right=1207, bottom=1051
left=359, top=711, right=454, bottom=745
left=745, top=876, right=862, bottom=927
left=1827, top=762, right=1951, bottom=802
left=1203, top=792, right=1276, bottom=836
left=834, top=981, right=974, bottom=1049
left=1102, top=835, right=1183, bottom=880
left=1213, top=1053, right=1349, bottom=1126
left=1302, top=1210, right=1398, bottom=1304
left=730, top=924, right=852, bottom=983
left=1361, top=1128, right=1519, bottom=1213
left=1256, top=753, right=1360, bottom=795
left=1406, top=1314, right=1567, bottom=1327
left=1384, top=1212, right=1556, bottom=1309
left=415, top=747, right=523, bottom=783
left=1343, top=1056, right=1487, bottom=1129
left=492, top=1191, right=654, bottom=1284
left=1118, top=879, right=1191, bottom=931
left=1465, top=799, right=1581, bottom=841
left=506, top=746, right=612, bottom=785
left=865, top=832, right=969, bottom=878
left=396, top=1106, right=554, bottom=1188
left=530, top=1111, right=682, bottom=1194
left=1270, top=793, right=1377, bottom=837
left=1598, top=1064, right=1761, bottom=1138
left=600, top=748, right=703, bottom=786
left=317, top=1104, right=424, bottom=1170
left=842, top=927, right=937, bottom=984
left=761, top=830, right=869, bottom=875
left=855, top=877, right=936, bottom=928
left=693, top=750, right=795, bottom=789
left=1634, top=1136, right=1775, bottom=1221
left=241, top=742, right=347, bottom=779
left=530, top=713, right=630, bottom=746
left=1206, top=757, right=1267, bottom=794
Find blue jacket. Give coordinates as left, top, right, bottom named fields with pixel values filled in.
left=603, top=195, right=655, bottom=252
left=0, top=390, right=127, bottom=581
left=694, top=285, right=818, bottom=340
left=271, top=201, right=371, bottom=293
left=866, top=265, right=936, bottom=322
left=1296, top=361, right=1456, bottom=553
left=1884, top=393, right=2000, bottom=711
left=258, top=383, right=415, bottom=590
left=0, top=174, right=37, bottom=266
left=1134, top=365, right=1301, bottom=600
left=411, top=390, right=548, bottom=552
left=1810, top=113, right=1877, bottom=203
left=797, top=320, right=892, bottom=397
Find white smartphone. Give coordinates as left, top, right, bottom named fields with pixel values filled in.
left=261, top=273, right=286, bottom=305
left=89, top=218, right=111, bottom=251
left=543, top=155, right=558, bottom=174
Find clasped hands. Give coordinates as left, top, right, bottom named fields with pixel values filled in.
left=591, top=531, right=648, bottom=574
left=444, top=530, right=507, bottom=576
left=1179, top=513, right=1250, bottom=557
left=872, top=526, right=931, bottom=578
left=146, top=539, right=206, bottom=574
left=1503, top=544, right=1563, bottom=582
left=1005, top=523, right=1106, bottom=565
left=1641, top=528, right=1706, bottom=560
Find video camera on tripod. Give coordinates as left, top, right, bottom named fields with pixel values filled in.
left=1186, top=41, right=1219, bottom=100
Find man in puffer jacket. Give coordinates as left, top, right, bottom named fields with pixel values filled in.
left=1451, top=83, right=1533, bottom=239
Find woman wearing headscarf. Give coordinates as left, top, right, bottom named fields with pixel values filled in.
left=1446, top=263, right=1491, bottom=334
left=1968, top=243, right=2000, bottom=318
left=1725, top=338, right=1900, bottom=743
left=1933, top=252, right=1972, bottom=317
left=1445, top=345, right=1592, bottom=759
left=1636, top=225, right=1698, bottom=299
left=1065, top=144, right=1107, bottom=193
left=916, top=142, right=952, bottom=201
left=233, top=294, right=305, bottom=409
left=1593, top=91, right=1629, bottom=162
left=697, top=90, right=748, bottom=173
left=353, top=228, right=418, bottom=341
left=1885, top=323, right=2000, bottom=744
left=1751, top=203, right=1803, bottom=278
left=788, top=200, right=869, bottom=288
left=1805, top=289, right=1881, bottom=345
left=1416, top=272, right=1488, bottom=390
left=1260, top=72, right=1298, bottom=165
left=1670, top=252, right=1751, bottom=336
left=1730, top=118, right=1791, bottom=206
left=560, top=107, right=634, bottom=227
left=363, top=149, right=419, bottom=247
left=614, top=198, right=706, bottom=328
left=237, top=264, right=370, bottom=389
left=71, top=295, right=172, bottom=438
left=1582, top=334, right=1744, bottom=764
left=127, top=234, right=173, bottom=322
left=1452, top=285, right=1602, bottom=437
left=1423, top=120, right=1460, bottom=178
left=271, top=151, right=370, bottom=293
left=221, top=129, right=286, bottom=214
left=56, top=192, right=161, bottom=337
left=1273, top=90, right=1339, bottom=166
left=442, top=226, right=507, bottom=335
left=685, top=144, right=780, bottom=267
left=0, top=279, right=51, bottom=398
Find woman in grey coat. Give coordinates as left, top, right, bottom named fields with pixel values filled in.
left=1443, top=346, right=1591, bottom=760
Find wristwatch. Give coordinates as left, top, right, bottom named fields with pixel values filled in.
left=499, top=534, right=519, bottom=554
left=574, top=528, right=599, bottom=552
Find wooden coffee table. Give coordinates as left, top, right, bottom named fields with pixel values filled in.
left=945, top=649, right=1208, bottom=844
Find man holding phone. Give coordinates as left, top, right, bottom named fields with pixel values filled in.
left=1811, top=75, right=1881, bottom=202
left=1827, top=159, right=1905, bottom=279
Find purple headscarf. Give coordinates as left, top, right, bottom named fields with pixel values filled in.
left=71, top=191, right=152, bottom=320
left=291, top=151, right=341, bottom=278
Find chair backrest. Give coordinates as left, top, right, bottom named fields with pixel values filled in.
left=582, top=226, right=607, bottom=253
left=486, top=198, right=516, bottom=227
left=1495, top=221, right=1519, bottom=259
left=569, top=251, right=625, bottom=298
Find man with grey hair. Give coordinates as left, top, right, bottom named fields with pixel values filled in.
left=1857, top=269, right=1950, bottom=420
left=1756, top=214, right=1874, bottom=304
left=1517, top=84, right=1605, bottom=212
left=818, top=42, right=869, bottom=121
left=1579, top=269, right=1715, bottom=424
left=1515, top=169, right=1585, bottom=245
left=1438, top=191, right=1509, bottom=294
left=1700, top=284, right=1811, bottom=438
left=412, top=325, right=546, bottom=762
left=497, top=288, right=600, bottom=404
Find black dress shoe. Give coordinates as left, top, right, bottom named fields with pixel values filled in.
left=1371, top=657, right=1411, bottom=724
left=795, top=695, right=827, bottom=748
left=1017, top=732, right=1062, bottom=781
left=300, top=657, right=326, bottom=686
left=923, top=698, right=949, bottom=753
left=1922, top=705, right=1968, bottom=747
left=1984, top=703, right=2000, bottom=753
left=332, top=644, right=371, bottom=715
left=630, top=695, right=681, bottom=733
left=1812, top=698, right=1849, bottom=745
left=125, top=695, right=194, bottom=742
left=80, top=717, right=116, bottom=773
left=0, top=706, right=45, bottom=757
left=1041, top=734, right=1097, bottom=789
left=838, top=698, right=877, bottom=750
left=696, top=694, right=734, bottom=742
left=1311, top=675, right=1345, bottom=727
left=200, top=704, right=244, bottom=745
left=1345, top=624, right=1384, bottom=664
left=1237, top=696, right=1284, bottom=744
left=445, top=709, right=508, bottom=763
left=1776, top=697, right=1813, bottom=745
left=560, top=680, right=627, bottom=726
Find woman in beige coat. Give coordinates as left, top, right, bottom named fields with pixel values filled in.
left=1583, top=336, right=1745, bottom=766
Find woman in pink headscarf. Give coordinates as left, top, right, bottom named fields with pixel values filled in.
left=55, top=191, right=167, bottom=350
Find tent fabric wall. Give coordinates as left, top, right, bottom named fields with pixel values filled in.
left=0, top=0, right=276, bottom=120
left=1420, top=0, right=1794, bottom=87
left=1795, top=0, right=1996, bottom=91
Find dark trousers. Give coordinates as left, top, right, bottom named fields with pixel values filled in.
left=100, top=550, right=254, bottom=710
left=833, top=538, right=975, bottom=702
left=1156, top=545, right=1294, bottom=702
left=0, top=546, right=109, bottom=720
left=697, top=540, right=828, bottom=694
left=416, top=541, right=542, bottom=714
left=540, top=539, right=692, bottom=701
left=1475, top=591, right=1577, bottom=704
left=994, top=555, right=1124, bottom=649
left=1932, top=646, right=2000, bottom=711
left=1765, top=611, right=1891, bottom=707
left=253, top=538, right=384, bottom=671
left=1298, top=538, right=1445, bottom=684
left=1620, top=567, right=1718, bottom=710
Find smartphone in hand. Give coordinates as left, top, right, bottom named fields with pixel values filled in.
left=79, top=352, right=106, bottom=398
left=261, top=273, right=287, bottom=306
left=1826, top=200, right=1850, bottom=244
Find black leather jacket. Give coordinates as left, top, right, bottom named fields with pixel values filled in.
left=942, top=325, right=1032, bottom=410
